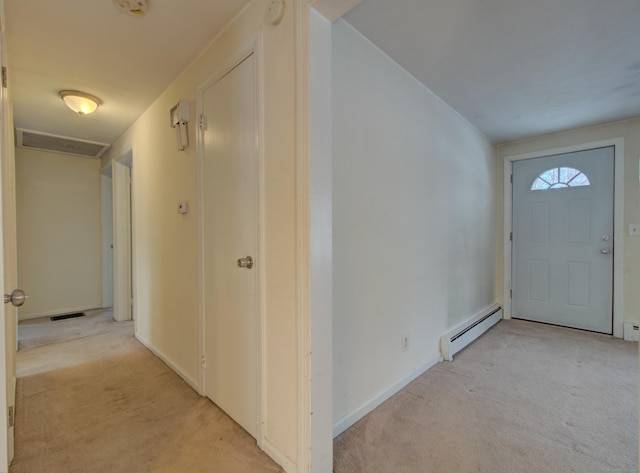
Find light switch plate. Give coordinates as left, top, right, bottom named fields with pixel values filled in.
left=178, top=202, right=188, bottom=214
left=629, top=223, right=640, bottom=236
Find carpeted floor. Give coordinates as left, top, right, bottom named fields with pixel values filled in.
left=14, top=313, right=637, bottom=472
left=11, top=309, right=282, bottom=473
left=334, top=319, right=638, bottom=473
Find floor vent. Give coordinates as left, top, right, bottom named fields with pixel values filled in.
left=440, top=305, right=502, bottom=361
left=50, top=312, right=86, bottom=321
left=16, top=128, right=110, bottom=158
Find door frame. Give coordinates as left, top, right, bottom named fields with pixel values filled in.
left=112, top=151, right=134, bottom=322
left=503, top=138, right=625, bottom=338
left=195, top=33, right=266, bottom=446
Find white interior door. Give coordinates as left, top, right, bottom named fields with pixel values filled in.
left=0, top=15, right=17, bottom=465
left=0, top=133, right=9, bottom=472
left=112, top=160, right=132, bottom=322
left=101, top=173, right=114, bottom=308
left=512, top=147, right=614, bottom=333
left=202, top=52, right=258, bottom=438
left=0, top=103, right=17, bottom=470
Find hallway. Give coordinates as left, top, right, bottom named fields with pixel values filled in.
left=11, top=310, right=281, bottom=473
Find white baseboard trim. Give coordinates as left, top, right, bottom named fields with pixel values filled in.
left=18, top=305, right=103, bottom=321
left=332, top=353, right=441, bottom=438
left=134, top=333, right=199, bottom=392
left=260, top=438, right=297, bottom=473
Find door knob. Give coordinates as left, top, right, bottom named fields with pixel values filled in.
left=600, top=247, right=611, bottom=255
left=237, top=256, right=253, bottom=269
left=4, top=289, right=28, bottom=307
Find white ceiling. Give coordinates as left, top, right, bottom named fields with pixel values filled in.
left=5, top=0, right=640, bottom=147
left=344, top=0, right=640, bottom=143
left=5, top=0, right=251, bottom=145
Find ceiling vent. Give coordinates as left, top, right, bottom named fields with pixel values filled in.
left=16, top=129, right=110, bottom=159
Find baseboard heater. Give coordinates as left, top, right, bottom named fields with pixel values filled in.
left=440, top=304, right=502, bottom=361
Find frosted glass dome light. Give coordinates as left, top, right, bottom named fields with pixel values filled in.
left=58, top=90, right=101, bottom=116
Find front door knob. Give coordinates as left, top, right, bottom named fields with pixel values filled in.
left=4, top=289, right=28, bottom=307
left=237, top=256, right=254, bottom=269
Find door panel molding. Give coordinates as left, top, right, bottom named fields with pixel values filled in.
left=503, top=138, right=625, bottom=337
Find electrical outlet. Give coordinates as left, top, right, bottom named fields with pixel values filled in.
left=401, top=335, right=409, bottom=352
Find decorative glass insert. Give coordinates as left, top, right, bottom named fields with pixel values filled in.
left=531, top=167, right=591, bottom=190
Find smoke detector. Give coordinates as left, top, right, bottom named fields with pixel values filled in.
left=113, top=0, right=149, bottom=17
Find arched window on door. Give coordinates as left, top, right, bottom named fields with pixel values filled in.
left=531, top=167, right=591, bottom=191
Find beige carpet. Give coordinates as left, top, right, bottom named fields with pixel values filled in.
left=334, top=319, right=638, bottom=473
left=12, top=311, right=282, bottom=473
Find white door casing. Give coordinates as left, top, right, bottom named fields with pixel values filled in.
left=200, top=49, right=260, bottom=439
left=512, top=147, right=614, bottom=333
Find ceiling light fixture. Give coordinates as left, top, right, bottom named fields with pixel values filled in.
left=58, top=90, right=101, bottom=116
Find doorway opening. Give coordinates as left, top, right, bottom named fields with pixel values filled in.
left=112, top=152, right=134, bottom=323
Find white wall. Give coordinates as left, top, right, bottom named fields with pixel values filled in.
left=497, top=117, right=640, bottom=325
left=332, top=20, right=497, bottom=428
left=101, top=0, right=300, bottom=469
left=16, top=148, right=102, bottom=319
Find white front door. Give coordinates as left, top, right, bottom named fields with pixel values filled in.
left=512, top=147, right=614, bottom=333
left=202, top=52, right=258, bottom=438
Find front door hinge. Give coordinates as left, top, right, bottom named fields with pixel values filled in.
left=199, top=114, right=207, bottom=131
left=8, top=406, right=14, bottom=427
left=2, top=67, right=7, bottom=89
left=510, top=174, right=513, bottom=184
left=510, top=232, right=513, bottom=241
left=201, top=355, right=206, bottom=370
left=510, top=289, right=513, bottom=299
